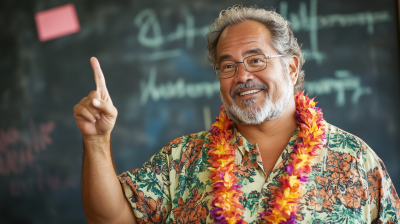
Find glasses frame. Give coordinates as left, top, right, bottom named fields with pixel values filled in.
left=214, top=54, right=283, bottom=79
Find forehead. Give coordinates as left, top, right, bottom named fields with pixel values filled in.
left=216, top=20, right=275, bottom=59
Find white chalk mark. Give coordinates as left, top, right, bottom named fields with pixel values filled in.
left=304, top=70, right=372, bottom=107
left=134, top=9, right=208, bottom=50
left=140, top=66, right=220, bottom=105
left=203, top=105, right=211, bottom=131
left=146, top=49, right=182, bottom=61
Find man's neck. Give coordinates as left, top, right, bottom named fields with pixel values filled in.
left=235, top=97, right=298, bottom=146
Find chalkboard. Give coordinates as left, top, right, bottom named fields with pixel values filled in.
left=1, top=0, right=399, bottom=223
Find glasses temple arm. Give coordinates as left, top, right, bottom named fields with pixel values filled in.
left=266, top=55, right=283, bottom=59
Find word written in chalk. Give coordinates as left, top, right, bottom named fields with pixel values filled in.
left=0, top=120, right=55, bottom=175
left=304, top=70, right=372, bottom=107
left=140, top=67, right=219, bottom=105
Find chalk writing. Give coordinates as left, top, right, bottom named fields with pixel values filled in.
left=279, top=1, right=390, bottom=33
left=0, top=128, right=19, bottom=152
left=29, top=120, right=54, bottom=153
left=0, top=120, right=54, bottom=175
left=134, top=8, right=209, bottom=60
left=8, top=165, right=76, bottom=197
left=279, top=0, right=390, bottom=63
left=304, top=70, right=372, bottom=107
left=140, top=68, right=371, bottom=107
left=0, top=120, right=76, bottom=196
left=148, top=49, right=182, bottom=61
left=132, top=2, right=390, bottom=63
left=0, top=141, right=34, bottom=175
left=203, top=105, right=211, bottom=131
left=140, top=66, right=219, bottom=105
left=134, top=9, right=208, bottom=49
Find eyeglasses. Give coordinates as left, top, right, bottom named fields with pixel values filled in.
left=214, top=54, right=283, bottom=79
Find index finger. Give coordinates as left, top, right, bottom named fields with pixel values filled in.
left=90, top=57, right=106, bottom=91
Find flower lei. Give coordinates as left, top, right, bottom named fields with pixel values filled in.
left=207, top=91, right=326, bottom=224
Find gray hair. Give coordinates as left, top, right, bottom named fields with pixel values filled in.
left=207, top=5, right=305, bottom=92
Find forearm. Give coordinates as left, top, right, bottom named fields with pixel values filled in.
left=81, top=135, right=132, bottom=223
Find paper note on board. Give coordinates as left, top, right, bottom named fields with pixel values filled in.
left=35, top=3, right=80, bottom=42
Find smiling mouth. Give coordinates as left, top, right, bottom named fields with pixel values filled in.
left=239, top=89, right=261, bottom=96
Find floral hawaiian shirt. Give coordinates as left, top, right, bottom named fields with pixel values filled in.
left=118, top=122, right=400, bottom=223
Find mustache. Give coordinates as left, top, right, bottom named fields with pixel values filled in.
left=231, top=80, right=268, bottom=99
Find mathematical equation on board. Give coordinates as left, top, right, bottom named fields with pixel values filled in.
left=0, top=121, right=76, bottom=197
left=131, top=0, right=388, bottom=106
left=139, top=68, right=371, bottom=107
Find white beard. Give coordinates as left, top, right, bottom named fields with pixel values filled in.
left=221, top=78, right=293, bottom=125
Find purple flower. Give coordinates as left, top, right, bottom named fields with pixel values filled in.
left=212, top=182, right=224, bottom=191
left=295, top=113, right=302, bottom=122
left=218, top=171, right=224, bottom=180
left=285, top=165, right=294, bottom=175
left=258, top=212, right=268, bottom=218
left=210, top=207, right=225, bottom=220
left=231, top=184, right=242, bottom=189
left=299, top=175, right=309, bottom=183
left=279, top=213, right=296, bottom=224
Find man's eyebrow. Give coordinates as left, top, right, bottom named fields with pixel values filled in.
left=218, top=54, right=233, bottom=62
left=218, top=48, right=265, bottom=62
left=243, top=48, right=264, bottom=56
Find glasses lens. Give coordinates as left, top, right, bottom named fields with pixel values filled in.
left=217, top=60, right=236, bottom=78
left=245, top=55, right=267, bottom=72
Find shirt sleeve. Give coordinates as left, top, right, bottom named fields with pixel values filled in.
left=118, top=145, right=172, bottom=224
left=362, top=141, right=400, bottom=224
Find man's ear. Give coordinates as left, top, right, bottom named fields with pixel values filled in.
left=288, top=55, right=299, bottom=85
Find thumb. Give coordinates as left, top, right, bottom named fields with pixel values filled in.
left=92, top=98, right=117, bottom=119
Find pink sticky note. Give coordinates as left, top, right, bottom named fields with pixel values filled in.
left=35, top=3, right=80, bottom=42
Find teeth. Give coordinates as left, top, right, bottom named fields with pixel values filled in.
left=239, top=89, right=261, bottom=96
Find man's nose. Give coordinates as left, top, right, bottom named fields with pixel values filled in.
left=234, top=63, right=254, bottom=83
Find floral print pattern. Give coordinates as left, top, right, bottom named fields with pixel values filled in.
left=172, top=188, right=208, bottom=223
left=118, top=123, right=400, bottom=223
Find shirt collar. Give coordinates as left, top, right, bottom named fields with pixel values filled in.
left=230, top=123, right=300, bottom=157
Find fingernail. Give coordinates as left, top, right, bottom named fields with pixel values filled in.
left=93, top=99, right=100, bottom=107
left=92, top=118, right=96, bottom=123
left=95, top=114, right=101, bottom=119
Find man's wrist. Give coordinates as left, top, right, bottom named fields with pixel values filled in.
left=83, top=134, right=112, bottom=158
left=83, top=134, right=111, bottom=144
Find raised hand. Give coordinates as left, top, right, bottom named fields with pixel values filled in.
left=73, top=57, right=118, bottom=139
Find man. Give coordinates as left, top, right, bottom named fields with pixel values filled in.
left=74, top=6, right=400, bottom=224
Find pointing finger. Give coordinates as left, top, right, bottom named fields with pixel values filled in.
left=90, top=57, right=107, bottom=92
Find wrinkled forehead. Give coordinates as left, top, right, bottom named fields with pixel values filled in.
left=216, top=21, right=275, bottom=59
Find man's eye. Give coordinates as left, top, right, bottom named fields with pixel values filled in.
left=251, top=59, right=262, bottom=63
left=222, top=64, right=235, bottom=70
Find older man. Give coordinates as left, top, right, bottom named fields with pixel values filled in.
left=74, top=6, right=400, bottom=224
